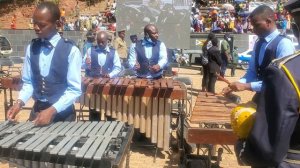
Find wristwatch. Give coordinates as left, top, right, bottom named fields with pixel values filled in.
left=15, top=99, right=24, bottom=109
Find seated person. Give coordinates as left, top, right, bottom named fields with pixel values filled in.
left=82, top=31, right=121, bottom=78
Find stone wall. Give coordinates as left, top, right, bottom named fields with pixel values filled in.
left=0, top=29, right=251, bottom=58
left=0, top=29, right=85, bottom=57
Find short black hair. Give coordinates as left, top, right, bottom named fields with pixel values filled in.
left=37, top=1, right=61, bottom=22
left=249, top=5, right=275, bottom=21
left=207, top=32, right=215, bottom=40
left=211, top=37, right=219, bottom=47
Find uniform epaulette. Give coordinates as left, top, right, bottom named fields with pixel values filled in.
left=271, top=50, right=300, bottom=68
left=62, top=38, right=75, bottom=45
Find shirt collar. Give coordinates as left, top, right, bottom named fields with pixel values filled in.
left=262, top=29, right=280, bottom=42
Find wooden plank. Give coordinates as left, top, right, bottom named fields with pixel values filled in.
left=187, top=128, right=237, bottom=145
left=111, top=122, right=124, bottom=138
left=81, top=122, right=98, bottom=137
left=58, top=136, right=80, bottom=156
left=0, top=133, right=18, bottom=146
left=50, top=136, right=73, bottom=155
left=25, top=134, right=49, bottom=152
left=42, top=122, right=63, bottom=134
left=94, top=136, right=112, bottom=160
left=2, top=132, right=27, bottom=148
left=97, top=121, right=111, bottom=135
left=88, top=121, right=104, bottom=137
left=76, top=136, right=97, bottom=158
left=17, top=134, right=41, bottom=151
left=84, top=136, right=104, bottom=159
left=32, top=134, right=58, bottom=153
left=73, top=121, right=91, bottom=136
left=59, top=122, right=76, bottom=135
left=193, top=105, right=229, bottom=112
left=191, top=112, right=231, bottom=117
left=103, top=121, right=117, bottom=136
left=50, top=122, right=69, bottom=134
left=65, top=122, right=84, bottom=136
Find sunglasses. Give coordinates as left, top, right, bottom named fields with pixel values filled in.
left=291, top=22, right=299, bottom=39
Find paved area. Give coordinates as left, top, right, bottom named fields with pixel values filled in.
left=0, top=65, right=253, bottom=168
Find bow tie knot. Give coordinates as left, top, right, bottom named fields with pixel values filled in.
left=41, top=40, right=52, bottom=49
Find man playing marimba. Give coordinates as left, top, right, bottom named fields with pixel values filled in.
left=128, top=24, right=168, bottom=79
left=235, top=0, right=300, bottom=167
left=7, top=2, right=82, bottom=126
left=83, top=31, right=121, bottom=78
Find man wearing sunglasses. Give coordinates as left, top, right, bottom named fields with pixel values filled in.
left=222, top=5, right=295, bottom=102
left=234, top=1, right=300, bottom=167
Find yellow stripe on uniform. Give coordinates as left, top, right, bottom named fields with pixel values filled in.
left=281, top=65, right=300, bottom=108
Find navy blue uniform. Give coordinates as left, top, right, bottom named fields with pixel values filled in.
left=235, top=52, right=300, bottom=168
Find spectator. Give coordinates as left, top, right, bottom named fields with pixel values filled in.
left=207, top=37, right=222, bottom=93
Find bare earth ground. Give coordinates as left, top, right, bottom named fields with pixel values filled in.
left=0, top=65, right=253, bottom=168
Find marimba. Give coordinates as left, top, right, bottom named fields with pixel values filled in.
left=0, top=76, right=187, bottom=151
left=80, top=77, right=186, bottom=151
left=180, top=92, right=238, bottom=168
left=188, top=92, right=237, bottom=146
left=0, top=121, right=133, bottom=168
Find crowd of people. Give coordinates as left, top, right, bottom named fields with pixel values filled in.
left=191, top=0, right=292, bottom=34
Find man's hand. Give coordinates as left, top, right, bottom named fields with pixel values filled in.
left=229, top=82, right=251, bottom=92
left=7, top=103, right=22, bottom=121
left=149, top=64, right=160, bottom=72
left=221, top=86, right=232, bottom=95
left=33, top=106, right=57, bottom=126
left=134, top=62, right=140, bottom=70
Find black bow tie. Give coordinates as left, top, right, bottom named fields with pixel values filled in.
left=41, top=40, right=52, bottom=49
